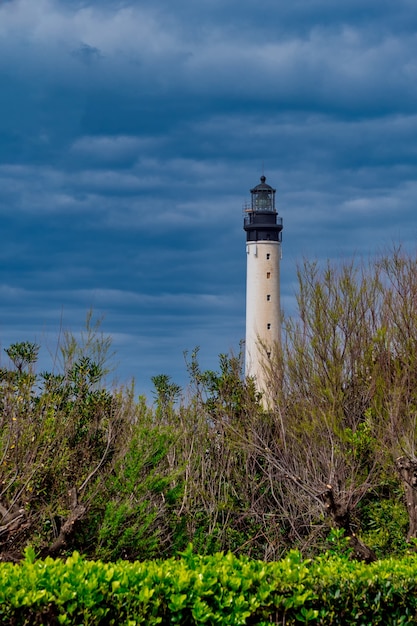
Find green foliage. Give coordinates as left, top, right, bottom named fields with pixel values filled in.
left=94, top=426, right=180, bottom=561
left=185, top=346, right=261, bottom=420
left=359, top=497, right=409, bottom=558
left=151, top=373, right=181, bottom=421
left=59, top=309, right=115, bottom=379
left=4, top=551, right=417, bottom=624
left=0, top=316, right=136, bottom=558
left=5, top=341, right=39, bottom=374
left=324, top=528, right=353, bottom=558
left=5, top=249, right=417, bottom=562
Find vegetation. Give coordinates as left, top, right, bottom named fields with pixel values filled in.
left=4, top=547, right=417, bottom=624
left=1, top=248, right=417, bottom=563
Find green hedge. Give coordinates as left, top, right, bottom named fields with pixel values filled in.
left=2, top=547, right=417, bottom=624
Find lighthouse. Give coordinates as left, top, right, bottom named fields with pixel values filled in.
left=243, top=175, right=283, bottom=395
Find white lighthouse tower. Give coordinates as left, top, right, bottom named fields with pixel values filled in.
left=243, top=176, right=283, bottom=396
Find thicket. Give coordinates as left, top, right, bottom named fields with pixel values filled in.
left=1, top=247, right=417, bottom=562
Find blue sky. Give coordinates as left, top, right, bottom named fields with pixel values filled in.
left=1, top=0, right=417, bottom=396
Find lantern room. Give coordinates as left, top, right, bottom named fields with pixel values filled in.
left=243, top=176, right=283, bottom=243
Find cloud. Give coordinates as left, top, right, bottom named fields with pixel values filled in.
left=71, top=135, right=163, bottom=164
left=1, top=0, right=416, bottom=116
left=71, top=43, right=102, bottom=66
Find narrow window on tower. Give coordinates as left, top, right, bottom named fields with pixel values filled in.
left=266, top=272, right=271, bottom=279
left=267, top=294, right=271, bottom=301
left=267, top=323, right=271, bottom=330
left=266, top=253, right=270, bottom=260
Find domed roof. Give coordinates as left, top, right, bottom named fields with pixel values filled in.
left=250, top=175, right=276, bottom=194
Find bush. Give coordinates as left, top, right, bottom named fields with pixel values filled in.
left=4, top=549, right=417, bottom=624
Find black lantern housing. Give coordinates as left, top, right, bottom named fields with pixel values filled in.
left=243, top=176, right=283, bottom=242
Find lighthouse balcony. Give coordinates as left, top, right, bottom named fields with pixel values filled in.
left=244, top=215, right=283, bottom=229
left=245, top=230, right=282, bottom=242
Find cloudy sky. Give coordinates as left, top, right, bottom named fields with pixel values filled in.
left=1, top=0, right=417, bottom=396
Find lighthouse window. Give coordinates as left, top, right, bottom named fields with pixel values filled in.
left=267, top=323, right=271, bottom=330
left=267, top=294, right=271, bottom=301
left=266, top=253, right=270, bottom=260
left=266, top=272, right=271, bottom=279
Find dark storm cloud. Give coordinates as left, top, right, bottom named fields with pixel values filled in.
left=71, top=43, right=102, bottom=65
left=1, top=0, right=417, bottom=394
